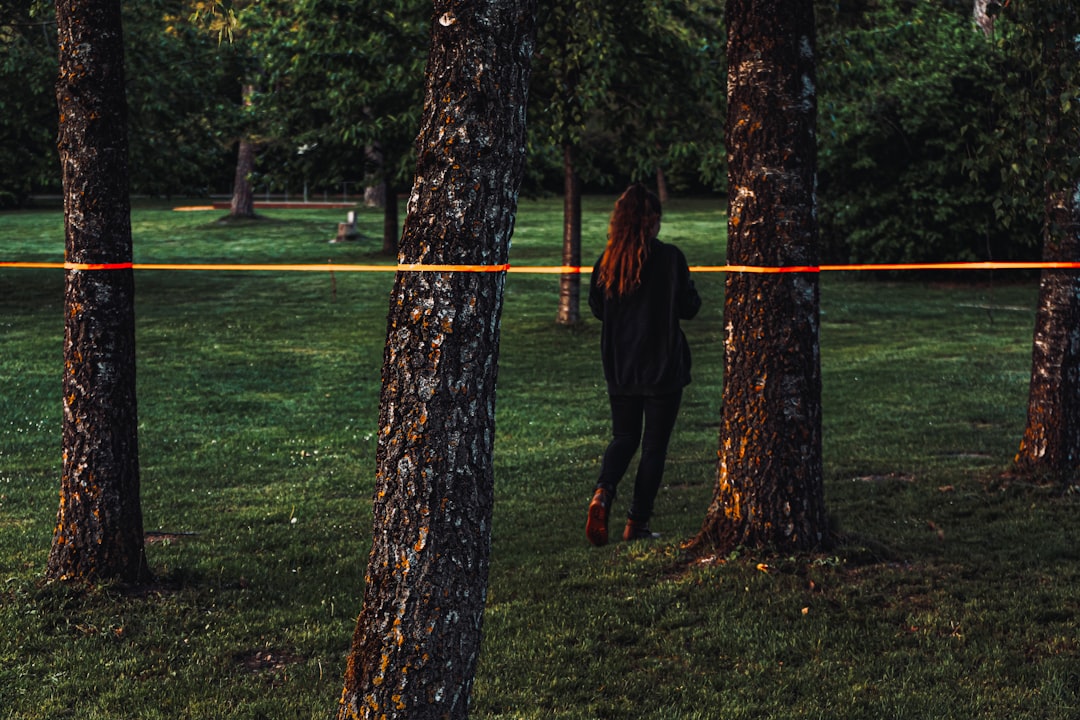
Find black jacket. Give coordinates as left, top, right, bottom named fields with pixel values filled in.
left=588, top=239, right=701, bottom=395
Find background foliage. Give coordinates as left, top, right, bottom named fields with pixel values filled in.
left=816, top=0, right=1042, bottom=264
left=2, top=1, right=1076, bottom=252
left=0, top=0, right=58, bottom=207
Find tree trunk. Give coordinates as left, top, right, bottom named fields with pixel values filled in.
left=693, top=0, right=827, bottom=554
left=973, top=0, right=999, bottom=37
left=365, top=142, right=387, bottom=208
left=336, top=1, right=537, bottom=718
left=1013, top=24, right=1080, bottom=481
left=656, top=165, right=669, bottom=204
left=366, top=181, right=387, bottom=208
left=47, top=0, right=150, bottom=585
left=381, top=181, right=398, bottom=256
left=229, top=84, right=257, bottom=219
left=229, top=136, right=256, bottom=219
left=1015, top=214, right=1080, bottom=479
left=556, top=144, right=581, bottom=326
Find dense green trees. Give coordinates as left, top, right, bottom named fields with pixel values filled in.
left=0, top=1, right=59, bottom=206
left=123, top=1, right=235, bottom=196
left=3, top=0, right=1077, bottom=270
left=530, top=0, right=724, bottom=325
left=816, top=0, right=1040, bottom=263
left=0, top=0, right=234, bottom=204
left=264, top=0, right=430, bottom=250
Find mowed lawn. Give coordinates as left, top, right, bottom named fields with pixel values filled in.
left=0, top=197, right=1076, bottom=719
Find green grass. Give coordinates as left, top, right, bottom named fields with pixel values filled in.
left=1, top=197, right=1077, bottom=719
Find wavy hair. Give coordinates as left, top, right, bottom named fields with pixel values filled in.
left=596, top=183, right=662, bottom=299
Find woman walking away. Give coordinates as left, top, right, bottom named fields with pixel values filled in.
left=586, top=183, right=701, bottom=546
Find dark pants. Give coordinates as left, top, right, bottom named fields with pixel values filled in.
left=596, top=389, right=683, bottom=524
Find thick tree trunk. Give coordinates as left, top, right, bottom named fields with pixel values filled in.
left=1015, top=214, right=1080, bottom=478
left=556, top=144, right=581, bottom=326
left=693, top=0, right=827, bottom=554
left=47, top=0, right=150, bottom=584
left=336, top=1, right=537, bottom=718
left=1014, top=27, right=1080, bottom=481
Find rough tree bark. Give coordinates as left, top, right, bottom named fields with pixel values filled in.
left=556, top=144, right=581, bottom=325
left=1013, top=18, right=1080, bottom=481
left=46, top=0, right=150, bottom=584
left=336, top=1, right=537, bottom=718
left=693, top=0, right=827, bottom=554
left=1016, top=201, right=1080, bottom=479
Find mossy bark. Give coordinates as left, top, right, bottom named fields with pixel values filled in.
left=336, top=1, right=537, bottom=718
left=694, top=0, right=827, bottom=554
left=47, top=0, right=149, bottom=584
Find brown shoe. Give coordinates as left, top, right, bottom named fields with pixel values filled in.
left=622, top=519, right=660, bottom=542
left=586, top=488, right=612, bottom=547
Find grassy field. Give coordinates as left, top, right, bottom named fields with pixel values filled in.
left=0, top=197, right=1077, bottom=719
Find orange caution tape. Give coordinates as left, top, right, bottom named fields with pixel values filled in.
left=0, top=261, right=136, bottom=270
left=0, top=262, right=62, bottom=269
left=2, top=261, right=1080, bottom=273
left=819, top=261, right=1080, bottom=272
left=66, top=262, right=135, bottom=271
left=692, top=264, right=821, bottom=274
left=691, top=261, right=1080, bottom=273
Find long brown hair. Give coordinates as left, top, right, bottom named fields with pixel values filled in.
left=597, top=183, right=662, bottom=299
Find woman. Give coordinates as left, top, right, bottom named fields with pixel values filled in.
left=586, top=183, right=701, bottom=546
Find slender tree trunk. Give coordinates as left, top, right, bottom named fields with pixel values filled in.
left=556, top=144, right=581, bottom=326
left=1013, top=25, right=1080, bottom=481
left=336, top=1, right=537, bottom=718
left=973, top=0, right=999, bottom=37
left=381, top=181, right=398, bottom=256
left=47, top=0, right=150, bottom=584
left=693, top=0, right=826, bottom=554
left=365, top=142, right=386, bottom=208
left=656, top=165, right=669, bottom=204
left=229, top=84, right=257, bottom=219
left=366, top=181, right=387, bottom=208
left=229, top=137, right=256, bottom=218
